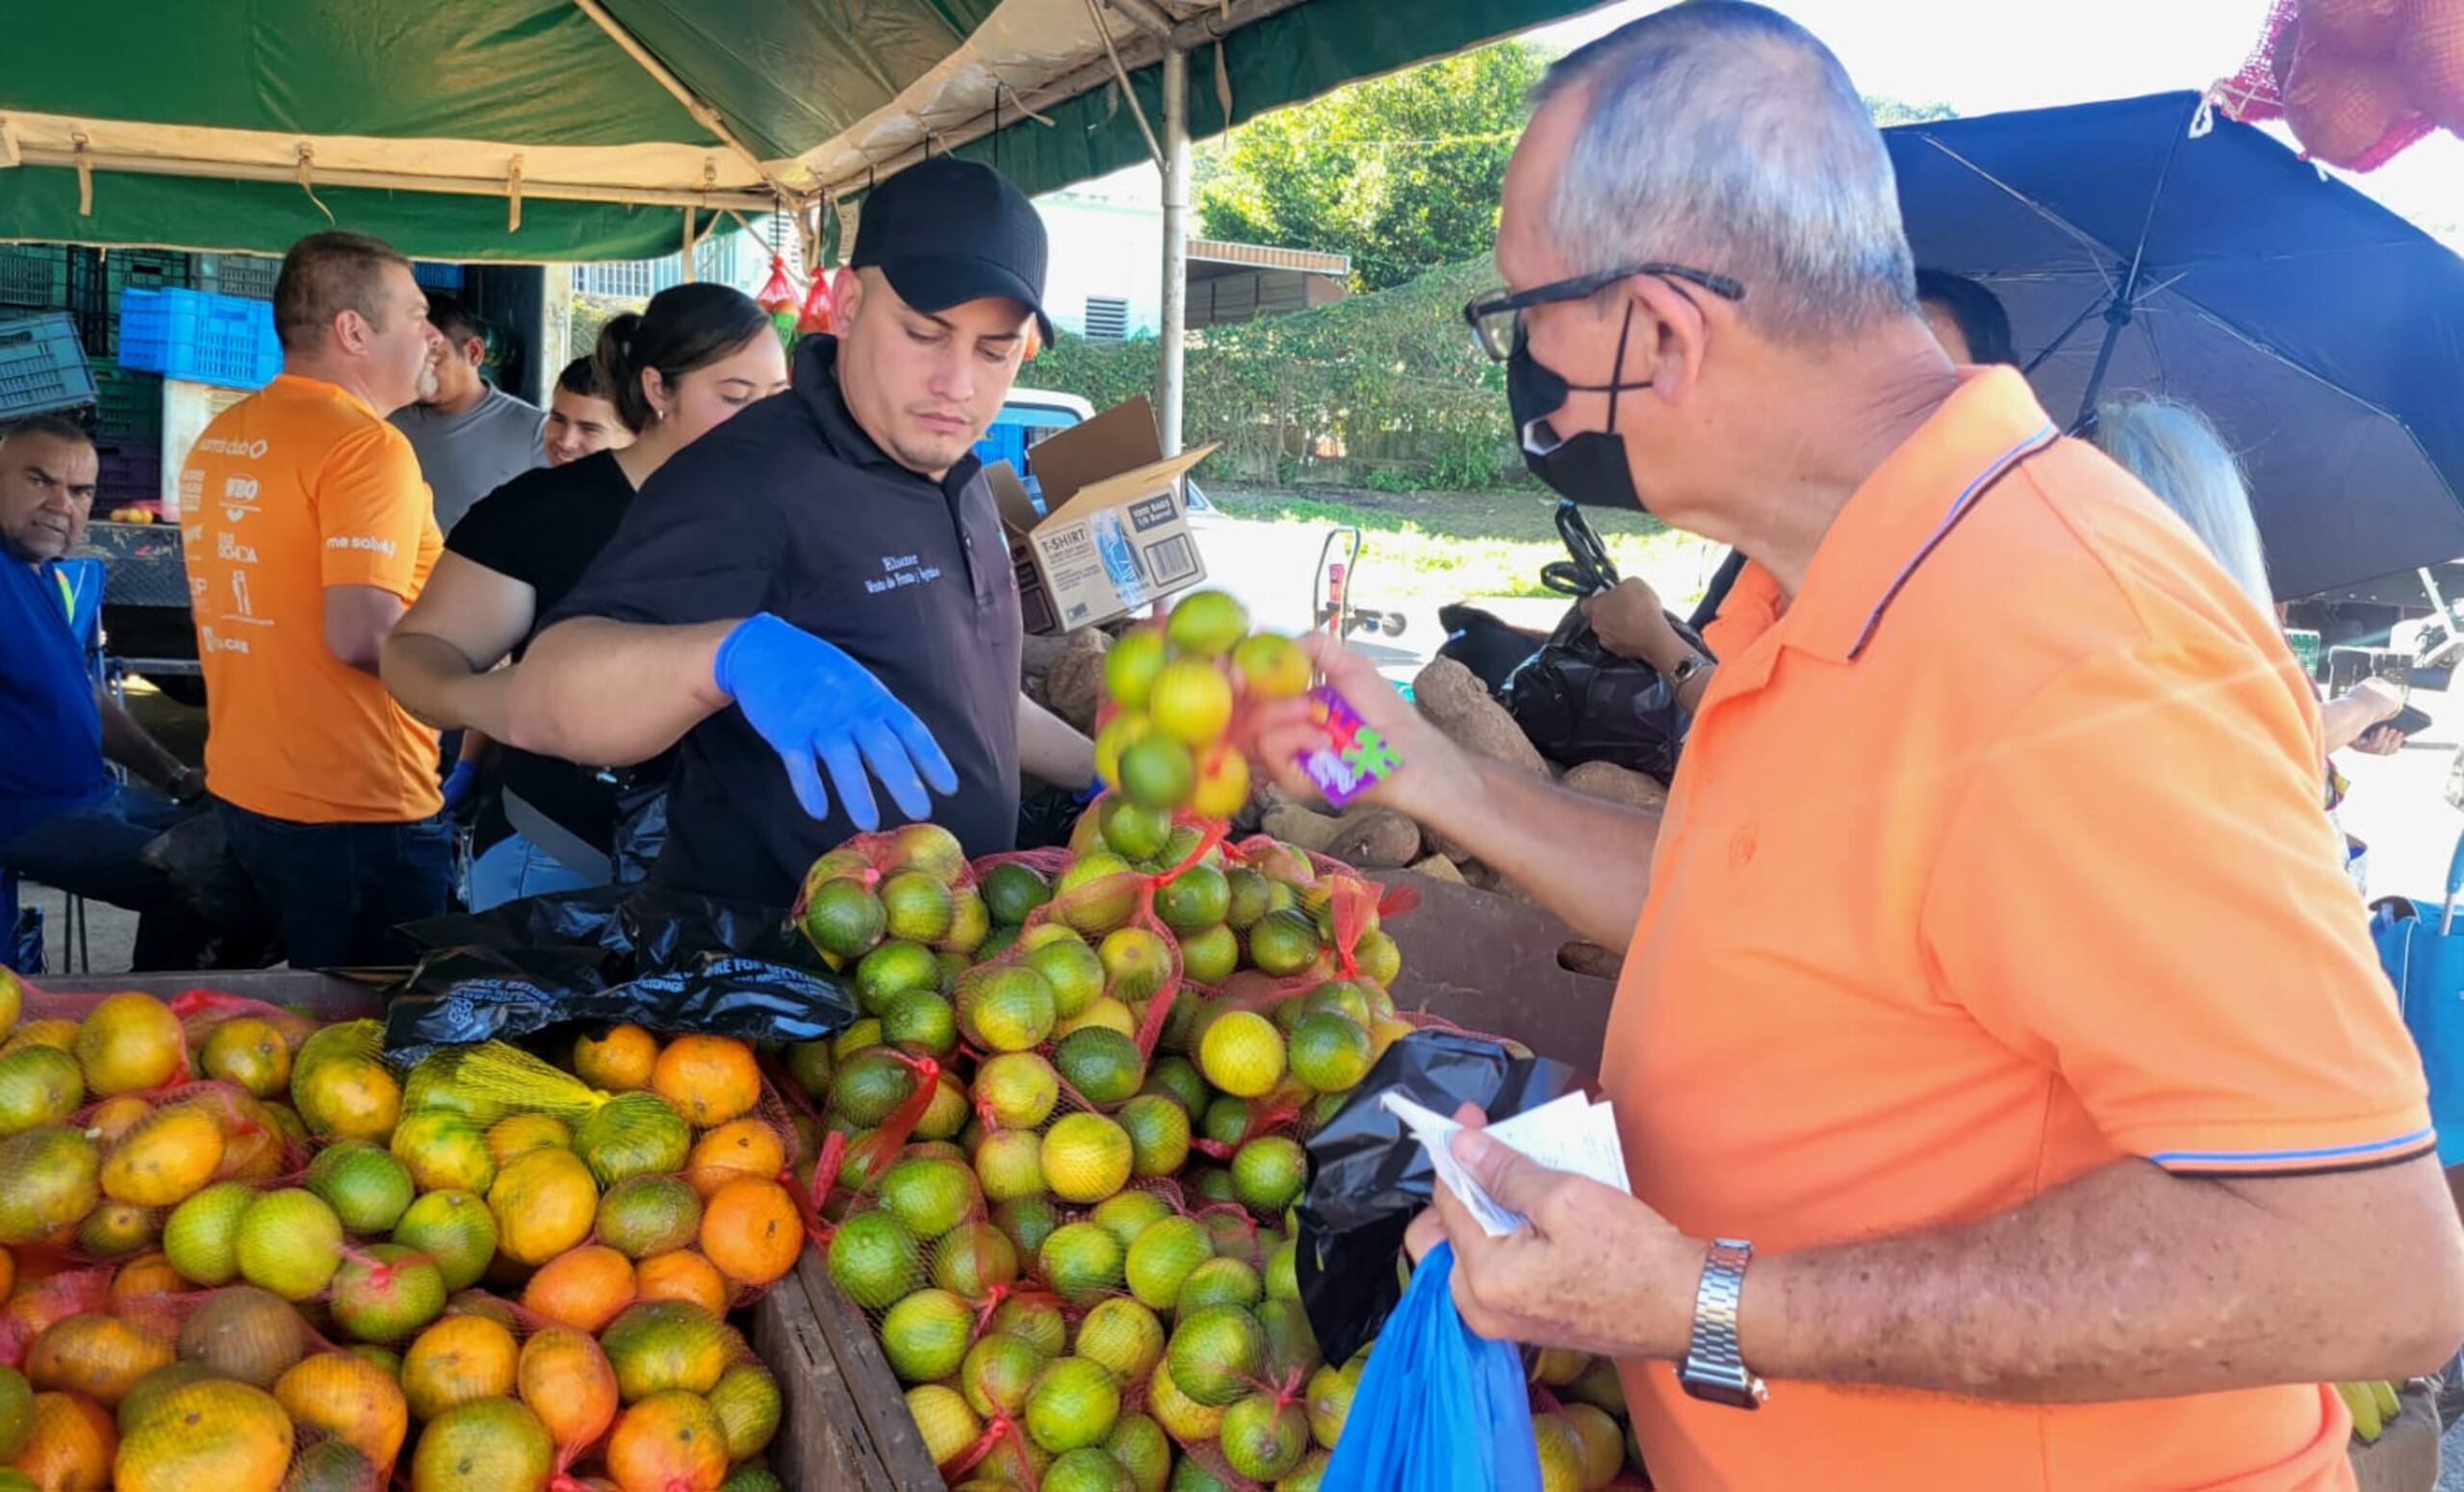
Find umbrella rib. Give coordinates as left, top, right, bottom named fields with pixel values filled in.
left=1905, top=135, right=2121, bottom=296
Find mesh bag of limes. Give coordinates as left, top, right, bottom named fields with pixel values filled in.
left=0, top=968, right=810, bottom=1491
left=787, top=590, right=1652, bottom=1491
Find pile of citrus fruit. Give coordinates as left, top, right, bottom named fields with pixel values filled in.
left=783, top=593, right=1655, bottom=1490
left=0, top=967, right=797, bottom=1491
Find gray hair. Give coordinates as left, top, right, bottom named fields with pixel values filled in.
left=1531, top=1, right=1916, bottom=343
left=2092, top=395, right=2272, bottom=609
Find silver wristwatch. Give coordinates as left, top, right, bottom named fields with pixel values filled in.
left=1661, top=645, right=1710, bottom=688
left=1678, top=1238, right=1766, bottom=1409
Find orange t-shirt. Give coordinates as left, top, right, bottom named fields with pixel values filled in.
left=183, top=373, right=444, bottom=824
left=1602, top=369, right=2426, bottom=1490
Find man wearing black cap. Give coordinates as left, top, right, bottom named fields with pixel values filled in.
left=508, top=158, right=1094, bottom=905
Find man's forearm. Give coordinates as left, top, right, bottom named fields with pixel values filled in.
left=1400, top=754, right=1656, bottom=947
left=504, top=617, right=738, bottom=767
left=382, top=631, right=501, bottom=735
left=1736, top=1155, right=2464, bottom=1401
left=1018, top=694, right=1094, bottom=788
left=95, top=696, right=184, bottom=787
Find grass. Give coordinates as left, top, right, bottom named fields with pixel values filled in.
left=1200, top=485, right=1697, bottom=602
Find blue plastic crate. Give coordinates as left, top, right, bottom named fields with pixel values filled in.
left=116, top=288, right=280, bottom=390
left=0, top=312, right=96, bottom=420
left=412, top=261, right=465, bottom=289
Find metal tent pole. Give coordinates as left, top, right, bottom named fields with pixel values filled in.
left=1157, top=46, right=1191, bottom=457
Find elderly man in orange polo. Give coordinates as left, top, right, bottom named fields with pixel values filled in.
left=1255, top=3, right=2464, bottom=1487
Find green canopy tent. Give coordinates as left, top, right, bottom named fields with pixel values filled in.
left=0, top=0, right=1603, bottom=263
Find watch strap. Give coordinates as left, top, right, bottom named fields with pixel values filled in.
left=1679, top=1237, right=1766, bottom=1409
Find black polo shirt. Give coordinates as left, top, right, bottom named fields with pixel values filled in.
left=547, top=336, right=1022, bottom=906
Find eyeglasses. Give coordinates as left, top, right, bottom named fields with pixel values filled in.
left=1462, top=263, right=1746, bottom=363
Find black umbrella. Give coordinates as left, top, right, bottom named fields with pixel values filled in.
left=1886, top=90, right=2464, bottom=600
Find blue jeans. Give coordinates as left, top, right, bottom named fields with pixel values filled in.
left=0, top=785, right=208, bottom=970
left=468, top=832, right=598, bottom=912
left=216, top=801, right=449, bottom=969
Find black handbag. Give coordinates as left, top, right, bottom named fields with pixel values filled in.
left=1502, top=603, right=1703, bottom=784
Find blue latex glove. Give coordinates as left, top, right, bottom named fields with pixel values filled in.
left=713, top=613, right=959, bottom=829
left=440, top=760, right=479, bottom=813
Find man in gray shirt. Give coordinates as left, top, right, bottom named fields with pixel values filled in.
left=392, top=294, right=547, bottom=532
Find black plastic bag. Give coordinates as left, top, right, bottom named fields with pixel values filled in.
left=1502, top=605, right=1700, bottom=783
left=383, top=886, right=859, bottom=1064
left=1296, top=1029, right=1588, bottom=1362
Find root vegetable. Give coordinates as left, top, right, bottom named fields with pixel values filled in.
left=1412, top=658, right=1551, bottom=778
left=1561, top=760, right=1670, bottom=813
left=1322, top=811, right=1422, bottom=869
left=1261, top=804, right=1345, bottom=853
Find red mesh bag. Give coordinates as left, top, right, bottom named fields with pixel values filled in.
left=2210, top=0, right=2437, bottom=169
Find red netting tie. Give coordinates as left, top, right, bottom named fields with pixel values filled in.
left=942, top=1411, right=1040, bottom=1488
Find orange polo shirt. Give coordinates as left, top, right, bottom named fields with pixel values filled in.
left=183, top=373, right=443, bottom=824
left=1600, top=368, right=2426, bottom=1490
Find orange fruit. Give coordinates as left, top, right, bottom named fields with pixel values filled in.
left=26, top=1315, right=173, bottom=1407
left=683, top=1119, right=786, bottom=1200
left=100, top=1103, right=224, bottom=1208
left=598, top=1301, right=732, bottom=1402
left=409, top=1397, right=553, bottom=1492
left=522, top=1245, right=637, bottom=1334
left=70, top=995, right=183, bottom=1098
left=697, top=1178, right=803, bottom=1289
left=574, top=1025, right=659, bottom=1093
left=488, top=1148, right=599, bottom=1266
left=82, top=1097, right=151, bottom=1148
left=115, top=1378, right=293, bottom=1490
left=399, top=1314, right=520, bottom=1422
left=107, top=1253, right=181, bottom=1304
left=13, top=1391, right=115, bottom=1490
left=273, top=1351, right=408, bottom=1469
left=290, top=1056, right=400, bottom=1144
left=649, top=1038, right=760, bottom=1128
left=72, top=1201, right=156, bottom=1259
left=486, top=1113, right=572, bottom=1170
left=633, top=1251, right=732, bottom=1318
left=605, top=1391, right=730, bottom=1492
left=516, top=1325, right=620, bottom=1453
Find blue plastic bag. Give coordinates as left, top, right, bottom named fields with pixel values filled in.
left=1322, top=1242, right=1541, bottom=1492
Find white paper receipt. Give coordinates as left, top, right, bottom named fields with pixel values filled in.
left=1381, top=1091, right=1632, bottom=1237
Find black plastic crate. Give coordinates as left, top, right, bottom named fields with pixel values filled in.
left=102, top=248, right=192, bottom=294
left=0, top=245, right=70, bottom=309
left=89, top=362, right=162, bottom=442
left=0, top=313, right=96, bottom=421
left=92, top=438, right=162, bottom=508
left=196, top=253, right=279, bottom=301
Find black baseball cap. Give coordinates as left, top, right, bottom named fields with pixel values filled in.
left=850, top=157, right=1053, bottom=345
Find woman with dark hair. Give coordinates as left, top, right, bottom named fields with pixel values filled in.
left=543, top=355, right=632, bottom=467
left=382, top=283, right=789, bottom=907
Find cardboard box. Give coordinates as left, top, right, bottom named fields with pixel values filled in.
left=987, top=396, right=1214, bottom=634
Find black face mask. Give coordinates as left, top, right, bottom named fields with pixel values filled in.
left=1506, top=307, right=1652, bottom=511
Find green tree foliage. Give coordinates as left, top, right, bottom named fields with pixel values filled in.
left=1197, top=41, right=1550, bottom=291
left=1028, top=259, right=1515, bottom=489
left=1865, top=95, right=1958, bottom=126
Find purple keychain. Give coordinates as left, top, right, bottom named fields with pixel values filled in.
left=1294, top=685, right=1404, bottom=809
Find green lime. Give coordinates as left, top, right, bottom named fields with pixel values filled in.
left=801, top=877, right=887, bottom=960
left=882, top=990, right=960, bottom=1057
left=1167, top=1304, right=1265, bottom=1407
left=1154, top=864, right=1230, bottom=935
left=882, top=1289, right=975, bottom=1383
left=886, top=823, right=968, bottom=882
left=1103, top=629, right=1170, bottom=709
left=1123, top=1215, right=1212, bottom=1309
left=993, top=1194, right=1062, bottom=1263
left=933, top=1219, right=1020, bottom=1299
left=1074, top=1295, right=1167, bottom=1384
left=1054, top=854, right=1141, bottom=936
left=1247, top=910, right=1323, bottom=979
left=857, top=939, right=944, bottom=1015
left=1287, top=1012, right=1373, bottom=1093
left=1025, top=938, right=1108, bottom=1019
left=1056, top=1028, right=1146, bottom=1107
left=1177, top=1256, right=1264, bottom=1312
left=831, top=1048, right=921, bottom=1126
left=973, top=1051, right=1061, bottom=1129
left=1116, top=1094, right=1192, bottom=1178
left=827, top=1209, right=922, bottom=1308
left=1219, top=1391, right=1309, bottom=1480
left=980, top=862, right=1053, bottom=926
left=161, top=1179, right=257, bottom=1286
left=1099, top=798, right=1174, bottom=862
left=1166, top=590, right=1250, bottom=659
left=962, top=1331, right=1043, bottom=1418
left=957, top=964, right=1059, bottom=1053
left=1038, top=1221, right=1125, bottom=1303
left=1141, top=1056, right=1212, bottom=1116
left=1117, top=737, right=1194, bottom=810
left=304, top=1141, right=415, bottom=1235
left=1026, top=1355, right=1122, bottom=1455
left=988, top=1294, right=1068, bottom=1359
left=878, top=1156, right=978, bottom=1240
left=1223, top=867, right=1272, bottom=931
left=1089, top=1189, right=1172, bottom=1252
left=881, top=871, right=957, bottom=944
